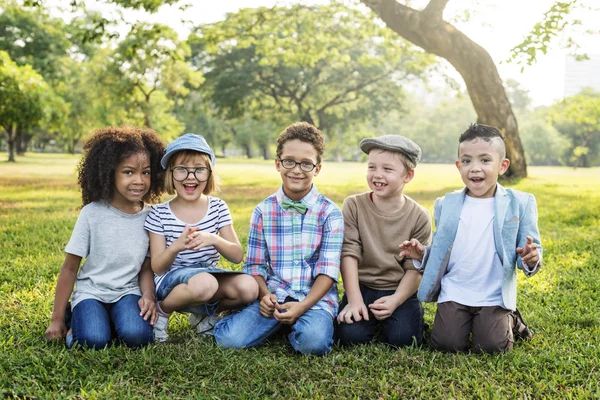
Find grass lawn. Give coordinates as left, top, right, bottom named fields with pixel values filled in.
left=1, top=153, right=599, bottom=398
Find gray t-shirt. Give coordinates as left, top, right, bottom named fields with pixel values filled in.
left=66, top=201, right=150, bottom=309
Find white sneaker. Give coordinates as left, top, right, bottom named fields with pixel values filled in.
left=153, top=313, right=170, bottom=342
left=188, top=313, right=221, bottom=336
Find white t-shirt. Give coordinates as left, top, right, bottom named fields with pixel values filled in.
left=66, top=201, right=149, bottom=309
left=144, top=196, right=232, bottom=290
left=438, top=196, right=504, bottom=307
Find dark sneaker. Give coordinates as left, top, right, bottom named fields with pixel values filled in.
left=512, top=308, right=533, bottom=341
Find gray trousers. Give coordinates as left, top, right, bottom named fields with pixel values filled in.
left=431, top=301, right=514, bottom=353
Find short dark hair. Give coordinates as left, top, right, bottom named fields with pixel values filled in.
left=276, top=122, right=325, bottom=164
left=77, top=126, right=165, bottom=206
left=459, top=123, right=504, bottom=143
left=459, top=123, right=506, bottom=158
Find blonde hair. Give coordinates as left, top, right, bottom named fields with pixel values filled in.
left=371, top=148, right=415, bottom=172
left=163, top=150, right=220, bottom=195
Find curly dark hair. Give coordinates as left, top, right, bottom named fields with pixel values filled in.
left=77, top=126, right=166, bottom=206
left=276, top=122, right=325, bottom=164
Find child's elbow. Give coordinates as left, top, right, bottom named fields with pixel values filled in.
left=231, top=251, right=244, bottom=265
left=150, top=259, right=164, bottom=275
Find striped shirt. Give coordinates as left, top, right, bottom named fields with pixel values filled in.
left=144, top=196, right=232, bottom=289
left=244, top=185, right=344, bottom=316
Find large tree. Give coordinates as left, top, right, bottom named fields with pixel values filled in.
left=0, top=51, right=49, bottom=161
left=191, top=2, right=434, bottom=158
left=109, top=23, right=202, bottom=134
left=359, top=0, right=529, bottom=177
left=549, top=89, right=600, bottom=167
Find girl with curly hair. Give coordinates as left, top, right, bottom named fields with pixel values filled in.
left=45, top=126, right=165, bottom=349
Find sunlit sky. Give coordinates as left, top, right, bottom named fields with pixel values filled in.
left=85, top=0, right=598, bottom=107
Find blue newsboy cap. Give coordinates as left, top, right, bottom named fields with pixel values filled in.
left=359, top=135, right=422, bottom=166
left=161, top=133, right=216, bottom=169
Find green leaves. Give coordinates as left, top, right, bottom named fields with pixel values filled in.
left=194, top=2, right=435, bottom=139
left=0, top=51, right=49, bottom=132
left=549, top=89, right=600, bottom=167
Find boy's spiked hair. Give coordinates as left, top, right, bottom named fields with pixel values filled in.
left=276, top=122, right=325, bottom=164
left=459, top=123, right=504, bottom=143
left=77, top=126, right=165, bottom=207
left=459, top=123, right=506, bottom=158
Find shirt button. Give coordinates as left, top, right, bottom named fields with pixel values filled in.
left=294, top=260, right=299, bottom=265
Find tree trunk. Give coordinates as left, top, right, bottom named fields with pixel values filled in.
left=17, top=128, right=30, bottom=155
left=7, top=124, right=16, bottom=162
left=360, top=0, right=527, bottom=177
left=243, top=144, right=252, bottom=159
left=262, top=144, right=270, bottom=160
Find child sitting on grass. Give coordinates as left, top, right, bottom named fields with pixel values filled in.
left=336, top=135, right=432, bottom=348
left=145, top=134, right=258, bottom=342
left=214, top=122, right=344, bottom=355
left=400, top=124, right=541, bottom=353
left=45, top=126, right=165, bottom=349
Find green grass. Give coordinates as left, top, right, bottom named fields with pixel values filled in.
left=1, top=153, right=599, bottom=399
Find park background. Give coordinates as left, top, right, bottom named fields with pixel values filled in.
left=1, top=0, right=600, bottom=398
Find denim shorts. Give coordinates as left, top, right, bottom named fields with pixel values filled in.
left=156, top=266, right=244, bottom=316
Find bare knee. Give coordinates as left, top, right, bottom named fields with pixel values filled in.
left=235, top=275, right=259, bottom=303
left=187, top=273, right=219, bottom=302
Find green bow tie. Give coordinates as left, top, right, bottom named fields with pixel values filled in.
left=281, top=198, right=307, bottom=214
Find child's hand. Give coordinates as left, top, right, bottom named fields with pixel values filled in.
left=138, top=295, right=158, bottom=326
left=259, top=293, right=279, bottom=317
left=337, top=301, right=369, bottom=324
left=173, top=225, right=199, bottom=251
left=186, top=231, right=216, bottom=251
left=45, top=320, right=67, bottom=341
left=274, top=301, right=307, bottom=325
left=516, top=236, right=540, bottom=267
left=399, top=239, right=425, bottom=261
left=368, top=295, right=399, bottom=320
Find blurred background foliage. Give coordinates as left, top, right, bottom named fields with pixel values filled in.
left=1, top=0, right=598, bottom=167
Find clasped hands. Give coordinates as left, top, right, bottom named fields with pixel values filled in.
left=176, top=225, right=216, bottom=251
left=259, top=293, right=307, bottom=324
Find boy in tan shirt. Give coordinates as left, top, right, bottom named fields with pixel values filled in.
left=336, top=135, right=432, bottom=347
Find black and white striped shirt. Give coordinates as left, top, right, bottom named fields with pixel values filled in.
left=144, top=197, right=233, bottom=285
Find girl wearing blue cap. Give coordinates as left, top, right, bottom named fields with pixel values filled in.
left=144, top=134, right=258, bottom=342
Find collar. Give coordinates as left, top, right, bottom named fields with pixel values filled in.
left=275, top=185, right=320, bottom=211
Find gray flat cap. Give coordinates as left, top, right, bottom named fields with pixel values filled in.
left=359, top=135, right=422, bottom=166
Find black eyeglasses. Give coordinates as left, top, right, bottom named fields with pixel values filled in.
left=278, top=158, right=318, bottom=172
left=171, top=166, right=211, bottom=182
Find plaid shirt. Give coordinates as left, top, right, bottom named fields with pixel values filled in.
left=243, top=185, right=344, bottom=316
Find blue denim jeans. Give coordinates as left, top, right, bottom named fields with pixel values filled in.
left=336, top=285, right=424, bottom=347
left=214, top=299, right=334, bottom=356
left=67, top=294, right=153, bottom=349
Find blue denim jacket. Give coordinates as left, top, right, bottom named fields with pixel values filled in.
left=417, top=184, right=542, bottom=311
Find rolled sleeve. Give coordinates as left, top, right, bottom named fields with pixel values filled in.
left=243, top=207, right=269, bottom=279
left=516, top=195, right=543, bottom=277
left=313, top=209, right=344, bottom=282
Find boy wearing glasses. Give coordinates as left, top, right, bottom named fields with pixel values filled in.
left=214, top=122, right=344, bottom=355
left=145, top=134, right=258, bottom=342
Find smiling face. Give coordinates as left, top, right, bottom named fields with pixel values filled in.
left=111, top=151, right=151, bottom=212
left=367, top=149, right=414, bottom=200
left=456, top=137, right=510, bottom=198
left=276, top=139, right=321, bottom=201
left=170, top=152, right=211, bottom=202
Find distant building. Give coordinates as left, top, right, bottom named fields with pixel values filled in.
left=564, top=54, right=600, bottom=97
